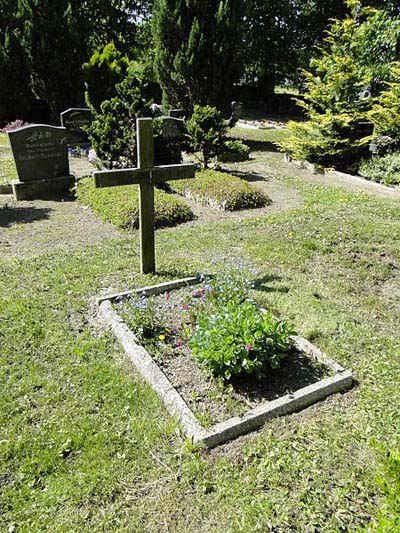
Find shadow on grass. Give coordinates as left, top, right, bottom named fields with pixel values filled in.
left=222, top=168, right=269, bottom=184
left=0, top=206, right=52, bottom=227
left=254, top=274, right=290, bottom=294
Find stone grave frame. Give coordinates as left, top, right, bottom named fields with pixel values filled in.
left=98, top=278, right=353, bottom=449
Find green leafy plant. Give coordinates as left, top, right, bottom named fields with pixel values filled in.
left=123, top=292, right=162, bottom=342
left=85, top=72, right=152, bottom=168
left=186, top=105, right=228, bottom=168
left=218, top=140, right=250, bottom=162
left=358, top=152, right=400, bottom=185
left=182, top=261, right=295, bottom=381
left=171, top=169, right=270, bottom=211
left=189, top=300, right=294, bottom=380
left=76, top=177, right=194, bottom=229
left=369, top=63, right=400, bottom=141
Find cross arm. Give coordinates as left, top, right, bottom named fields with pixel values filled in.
left=94, top=168, right=150, bottom=188
left=151, top=163, right=196, bottom=183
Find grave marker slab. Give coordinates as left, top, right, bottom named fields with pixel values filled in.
left=60, top=107, right=93, bottom=145
left=155, top=116, right=185, bottom=165
left=8, top=124, right=74, bottom=200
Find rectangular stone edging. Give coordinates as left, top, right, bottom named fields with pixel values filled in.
left=99, top=277, right=353, bottom=448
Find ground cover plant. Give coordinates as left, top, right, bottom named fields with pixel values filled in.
left=171, top=169, right=270, bottom=211
left=1, top=148, right=400, bottom=530
left=358, top=152, right=400, bottom=186
left=76, top=177, right=194, bottom=229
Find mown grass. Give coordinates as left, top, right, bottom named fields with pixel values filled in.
left=76, top=176, right=195, bottom=229
left=172, top=169, right=270, bottom=210
left=0, top=132, right=17, bottom=184
left=228, top=125, right=289, bottom=146
left=1, top=175, right=399, bottom=531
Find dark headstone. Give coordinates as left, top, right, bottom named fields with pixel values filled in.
left=60, top=107, right=93, bottom=145
left=154, top=116, right=185, bottom=166
left=228, top=101, right=242, bottom=127
left=8, top=124, right=74, bottom=200
left=169, top=109, right=187, bottom=119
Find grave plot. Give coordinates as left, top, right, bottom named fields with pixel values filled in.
left=171, top=169, right=270, bottom=211
left=98, top=271, right=353, bottom=449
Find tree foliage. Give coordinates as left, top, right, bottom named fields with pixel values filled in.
left=83, top=43, right=129, bottom=113
left=86, top=72, right=152, bottom=167
left=0, top=0, right=152, bottom=120
left=152, top=0, right=243, bottom=110
left=279, top=2, right=400, bottom=169
left=242, top=0, right=348, bottom=94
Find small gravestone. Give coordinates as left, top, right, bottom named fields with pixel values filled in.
left=169, top=109, right=187, bottom=119
left=8, top=124, right=75, bottom=200
left=60, top=108, right=93, bottom=146
left=155, top=116, right=185, bottom=165
left=228, top=101, right=242, bottom=127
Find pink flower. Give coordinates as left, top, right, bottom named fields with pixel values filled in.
left=194, top=287, right=206, bottom=298
left=175, top=338, right=183, bottom=348
left=182, top=303, right=190, bottom=311
left=245, top=344, right=252, bottom=353
left=165, top=291, right=171, bottom=301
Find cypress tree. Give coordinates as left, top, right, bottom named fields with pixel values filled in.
left=153, top=0, right=243, bottom=111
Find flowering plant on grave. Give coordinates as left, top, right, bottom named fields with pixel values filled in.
left=183, top=259, right=296, bottom=381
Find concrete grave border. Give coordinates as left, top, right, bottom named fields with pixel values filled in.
left=284, top=156, right=400, bottom=197
left=98, top=277, right=353, bottom=448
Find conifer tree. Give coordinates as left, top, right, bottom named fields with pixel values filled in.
left=152, top=0, right=243, bottom=110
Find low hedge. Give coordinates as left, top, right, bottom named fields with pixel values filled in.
left=76, top=177, right=195, bottom=229
left=171, top=169, right=271, bottom=211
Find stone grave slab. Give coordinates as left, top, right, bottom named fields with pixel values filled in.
left=60, top=108, right=93, bottom=146
left=8, top=124, right=74, bottom=200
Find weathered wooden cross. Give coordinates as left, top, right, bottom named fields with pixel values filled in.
left=94, top=118, right=195, bottom=274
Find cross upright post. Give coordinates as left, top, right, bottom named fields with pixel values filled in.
left=137, top=118, right=156, bottom=274
left=93, top=117, right=196, bottom=274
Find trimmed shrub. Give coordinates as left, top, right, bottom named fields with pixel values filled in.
left=358, top=152, right=400, bottom=185
left=76, top=177, right=195, bottom=229
left=186, top=105, right=228, bottom=168
left=171, top=169, right=271, bottom=211
left=83, top=43, right=129, bottom=113
left=218, top=140, right=250, bottom=162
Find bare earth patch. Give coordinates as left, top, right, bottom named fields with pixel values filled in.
left=0, top=195, right=119, bottom=260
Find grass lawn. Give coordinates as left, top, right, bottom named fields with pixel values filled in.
left=228, top=125, right=289, bottom=148
left=0, top=132, right=17, bottom=184
left=1, top=167, right=399, bottom=530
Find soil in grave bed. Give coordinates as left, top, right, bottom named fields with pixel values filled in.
left=115, top=287, right=333, bottom=427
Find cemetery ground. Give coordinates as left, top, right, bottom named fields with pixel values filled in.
left=0, top=125, right=399, bottom=531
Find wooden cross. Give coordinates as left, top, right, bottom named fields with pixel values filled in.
left=93, top=118, right=195, bottom=274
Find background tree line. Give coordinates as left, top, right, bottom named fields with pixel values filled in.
left=0, top=0, right=398, bottom=124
